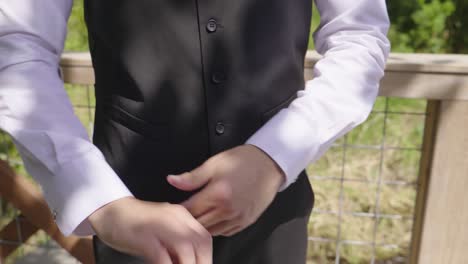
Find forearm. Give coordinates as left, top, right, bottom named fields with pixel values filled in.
left=247, top=0, right=391, bottom=190
left=0, top=0, right=133, bottom=236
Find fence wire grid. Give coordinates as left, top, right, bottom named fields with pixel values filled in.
left=0, top=84, right=426, bottom=264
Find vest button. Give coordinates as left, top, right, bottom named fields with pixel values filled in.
left=211, top=72, right=226, bottom=84
left=215, top=122, right=225, bottom=135
left=206, top=19, right=218, bottom=33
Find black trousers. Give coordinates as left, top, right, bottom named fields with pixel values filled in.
left=93, top=172, right=314, bottom=264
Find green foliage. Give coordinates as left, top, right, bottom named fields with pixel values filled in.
left=64, top=0, right=88, bottom=51
left=66, top=0, right=467, bottom=54
left=411, top=0, right=455, bottom=52
left=447, top=0, right=468, bottom=53
left=388, top=0, right=467, bottom=53
left=308, top=5, right=321, bottom=50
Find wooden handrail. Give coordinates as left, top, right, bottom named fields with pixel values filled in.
left=60, top=51, right=468, bottom=100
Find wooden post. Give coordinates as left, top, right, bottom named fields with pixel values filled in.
left=409, top=101, right=440, bottom=264
left=416, top=100, right=468, bottom=263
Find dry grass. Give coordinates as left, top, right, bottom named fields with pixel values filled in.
left=306, top=98, right=426, bottom=263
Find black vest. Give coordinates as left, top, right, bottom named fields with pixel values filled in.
left=85, top=1, right=315, bottom=262
left=84, top=0, right=312, bottom=207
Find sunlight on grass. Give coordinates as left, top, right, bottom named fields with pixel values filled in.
left=307, top=97, right=425, bottom=263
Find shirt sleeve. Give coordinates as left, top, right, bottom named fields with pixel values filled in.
left=0, top=0, right=133, bottom=236
left=246, top=0, right=391, bottom=191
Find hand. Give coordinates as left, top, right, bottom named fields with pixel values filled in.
left=88, top=197, right=212, bottom=264
left=167, top=145, right=285, bottom=237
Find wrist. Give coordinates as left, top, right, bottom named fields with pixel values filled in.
left=88, top=196, right=134, bottom=232
left=244, top=144, right=286, bottom=190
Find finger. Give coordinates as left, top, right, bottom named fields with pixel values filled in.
left=177, top=212, right=213, bottom=264
left=197, top=209, right=227, bottom=229
left=167, top=165, right=211, bottom=192
left=156, top=248, right=173, bottom=264
left=192, top=227, right=213, bottom=264
left=146, top=240, right=172, bottom=264
left=187, top=228, right=213, bottom=264
left=181, top=191, right=215, bottom=218
left=207, top=220, right=238, bottom=237
left=171, top=205, right=212, bottom=264
left=170, top=239, right=196, bottom=264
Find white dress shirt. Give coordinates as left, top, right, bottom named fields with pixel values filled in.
left=0, top=0, right=390, bottom=236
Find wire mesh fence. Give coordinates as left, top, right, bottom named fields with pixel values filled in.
left=0, top=83, right=426, bottom=263
left=307, top=97, right=426, bottom=263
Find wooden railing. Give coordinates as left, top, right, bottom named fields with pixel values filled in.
left=1, top=51, right=468, bottom=264
left=0, top=160, right=94, bottom=264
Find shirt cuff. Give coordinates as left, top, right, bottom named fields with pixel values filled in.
left=246, top=108, right=321, bottom=192
left=47, top=148, right=133, bottom=236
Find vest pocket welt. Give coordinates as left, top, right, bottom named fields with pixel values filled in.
left=101, top=102, right=169, bottom=142
left=261, top=93, right=297, bottom=123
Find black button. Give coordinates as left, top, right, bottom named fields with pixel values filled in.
left=211, top=72, right=226, bottom=84
left=206, top=19, right=217, bottom=33
left=215, top=122, right=225, bottom=135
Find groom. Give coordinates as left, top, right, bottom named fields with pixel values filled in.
left=0, top=0, right=390, bottom=263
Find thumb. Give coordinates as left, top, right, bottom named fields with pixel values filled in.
left=167, top=167, right=211, bottom=191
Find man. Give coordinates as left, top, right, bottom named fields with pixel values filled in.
left=0, top=0, right=390, bottom=263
